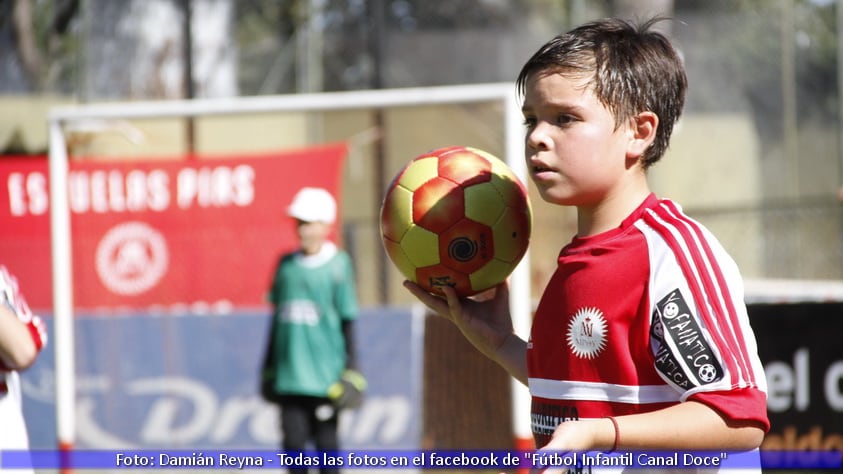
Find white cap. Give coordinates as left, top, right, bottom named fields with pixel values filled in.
left=287, top=187, right=337, bottom=223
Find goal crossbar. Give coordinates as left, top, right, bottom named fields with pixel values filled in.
left=49, top=83, right=518, bottom=120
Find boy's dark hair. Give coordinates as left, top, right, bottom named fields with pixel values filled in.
left=516, top=17, right=687, bottom=168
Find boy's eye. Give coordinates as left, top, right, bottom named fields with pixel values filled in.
left=556, top=114, right=575, bottom=125
left=522, top=116, right=537, bottom=128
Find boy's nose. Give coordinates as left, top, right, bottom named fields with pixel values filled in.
left=526, top=124, right=552, bottom=151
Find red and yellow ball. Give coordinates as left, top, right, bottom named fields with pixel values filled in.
left=380, top=146, right=532, bottom=297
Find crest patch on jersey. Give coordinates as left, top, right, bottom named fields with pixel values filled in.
left=651, top=289, right=723, bottom=389
left=566, top=306, right=607, bottom=359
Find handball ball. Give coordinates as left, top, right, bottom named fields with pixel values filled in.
left=380, top=146, right=532, bottom=297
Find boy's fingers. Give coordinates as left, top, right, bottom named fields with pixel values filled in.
left=403, top=281, right=451, bottom=318
left=441, top=285, right=460, bottom=311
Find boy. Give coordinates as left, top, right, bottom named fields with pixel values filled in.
left=1, top=265, right=48, bottom=474
left=405, top=17, right=768, bottom=472
left=261, top=187, right=364, bottom=474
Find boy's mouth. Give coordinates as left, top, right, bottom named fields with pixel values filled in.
left=530, top=162, right=554, bottom=175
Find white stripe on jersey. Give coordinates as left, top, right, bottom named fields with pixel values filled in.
left=635, top=217, right=734, bottom=389
left=529, top=377, right=681, bottom=404
left=638, top=200, right=764, bottom=392
left=653, top=203, right=749, bottom=383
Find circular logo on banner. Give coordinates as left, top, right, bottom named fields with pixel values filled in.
left=96, top=221, right=169, bottom=296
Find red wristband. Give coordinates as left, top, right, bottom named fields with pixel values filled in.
left=606, top=416, right=620, bottom=452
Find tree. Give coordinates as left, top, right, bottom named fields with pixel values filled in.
left=2, top=0, right=79, bottom=93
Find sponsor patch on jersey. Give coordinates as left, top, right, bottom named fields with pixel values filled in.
left=531, top=400, right=579, bottom=447
left=651, top=289, right=723, bottom=388
left=566, top=306, right=607, bottom=359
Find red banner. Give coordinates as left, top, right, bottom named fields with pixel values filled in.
left=0, top=144, right=347, bottom=313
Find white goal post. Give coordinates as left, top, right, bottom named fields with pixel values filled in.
left=47, top=83, right=534, bottom=453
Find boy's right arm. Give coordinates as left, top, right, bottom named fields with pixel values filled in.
left=0, top=267, right=46, bottom=371
left=0, top=305, right=40, bottom=370
left=403, top=281, right=528, bottom=385
left=260, top=306, right=278, bottom=401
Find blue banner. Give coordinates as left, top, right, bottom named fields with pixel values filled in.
left=20, top=307, right=422, bottom=450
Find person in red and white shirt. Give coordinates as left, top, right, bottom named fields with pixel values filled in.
left=406, top=17, right=768, bottom=474
left=527, top=194, right=768, bottom=452
left=1, top=265, right=48, bottom=473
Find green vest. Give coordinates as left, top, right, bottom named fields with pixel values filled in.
left=265, top=243, right=358, bottom=396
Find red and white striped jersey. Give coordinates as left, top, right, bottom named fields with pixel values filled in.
left=527, top=195, right=768, bottom=461
left=1, top=265, right=47, bottom=466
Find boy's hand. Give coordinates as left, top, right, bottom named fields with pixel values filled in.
left=327, top=369, right=367, bottom=409
left=529, top=418, right=614, bottom=474
left=403, top=281, right=514, bottom=361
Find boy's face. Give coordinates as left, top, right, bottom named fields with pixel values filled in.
left=294, top=219, right=330, bottom=255
left=521, top=71, right=639, bottom=208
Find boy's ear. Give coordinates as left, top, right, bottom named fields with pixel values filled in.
left=626, top=111, right=658, bottom=159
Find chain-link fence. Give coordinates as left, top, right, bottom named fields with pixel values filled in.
left=689, top=198, right=843, bottom=282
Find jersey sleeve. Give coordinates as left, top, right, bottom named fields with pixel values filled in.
left=641, top=201, right=769, bottom=431
left=0, top=266, right=48, bottom=371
